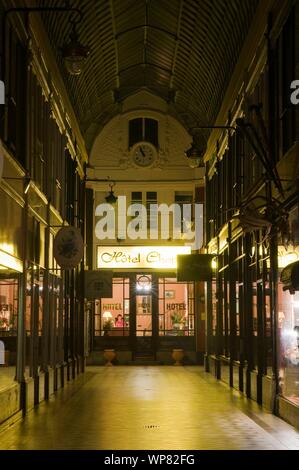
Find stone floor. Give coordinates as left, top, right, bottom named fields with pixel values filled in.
left=1, top=366, right=299, bottom=450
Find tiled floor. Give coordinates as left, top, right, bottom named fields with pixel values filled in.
left=1, top=366, right=299, bottom=450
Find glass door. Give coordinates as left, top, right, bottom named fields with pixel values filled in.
left=134, top=274, right=154, bottom=355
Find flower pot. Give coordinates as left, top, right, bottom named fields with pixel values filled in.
left=103, top=349, right=116, bottom=366
left=172, top=348, right=184, bottom=366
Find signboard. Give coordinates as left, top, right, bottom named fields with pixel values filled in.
left=84, top=270, right=113, bottom=299
left=54, top=226, right=84, bottom=269
left=97, top=246, right=191, bottom=269
left=177, top=254, right=215, bottom=281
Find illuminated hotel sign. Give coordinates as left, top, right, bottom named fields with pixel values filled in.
left=97, top=246, right=191, bottom=269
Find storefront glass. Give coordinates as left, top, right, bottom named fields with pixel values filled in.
left=94, top=275, right=195, bottom=341
left=158, top=278, right=194, bottom=336
left=277, top=205, right=299, bottom=403
left=278, top=284, right=299, bottom=404
left=0, top=276, right=18, bottom=390
left=95, top=278, right=130, bottom=337
left=136, top=274, right=152, bottom=336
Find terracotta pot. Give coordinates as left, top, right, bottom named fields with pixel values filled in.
left=172, top=348, right=184, bottom=366
left=103, top=349, right=116, bottom=366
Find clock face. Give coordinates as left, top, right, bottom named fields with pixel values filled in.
left=131, top=142, right=156, bottom=167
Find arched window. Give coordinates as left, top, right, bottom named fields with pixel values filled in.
left=128, top=118, right=158, bottom=148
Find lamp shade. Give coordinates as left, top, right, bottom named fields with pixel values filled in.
left=184, top=141, right=206, bottom=168
left=62, top=28, right=90, bottom=76
left=105, top=181, right=118, bottom=204
left=103, top=311, right=113, bottom=319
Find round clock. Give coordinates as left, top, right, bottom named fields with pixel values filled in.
left=131, top=142, right=157, bottom=167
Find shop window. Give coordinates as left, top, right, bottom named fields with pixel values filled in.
left=278, top=286, right=299, bottom=404
left=0, top=276, right=18, bottom=390
left=174, top=192, right=193, bottom=233
left=95, top=278, right=130, bottom=337
left=158, top=278, right=195, bottom=336
left=0, top=279, right=18, bottom=335
left=264, top=280, right=272, bottom=376
left=212, top=280, right=217, bottom=337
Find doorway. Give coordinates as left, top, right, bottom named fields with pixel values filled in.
left=133, top=274, right=156, bottom=356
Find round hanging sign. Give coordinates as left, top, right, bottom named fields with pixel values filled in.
left=53, top=226, right=84, bottom=269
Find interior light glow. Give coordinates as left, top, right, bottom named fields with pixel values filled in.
left=0, top=250, right=22, bottom=272
left=103, top=311, right=112, bottom=319
left=0, top=243, right=14, bottom=255
left=278, top=246, right=299, bottom=268
left=211, top=258, right=217, bottom=270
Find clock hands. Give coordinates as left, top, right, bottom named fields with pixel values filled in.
left=132, top=143, right=155, bottom=166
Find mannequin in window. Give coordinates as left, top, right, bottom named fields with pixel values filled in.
left=115, top=314, right=124, bottom=327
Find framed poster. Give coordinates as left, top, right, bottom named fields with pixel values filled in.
left=165, top=290, right=175, bottom=299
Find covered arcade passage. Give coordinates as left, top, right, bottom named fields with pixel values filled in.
left=0, top=0, right=299, bottom=446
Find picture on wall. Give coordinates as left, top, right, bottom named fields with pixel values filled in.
left=165, top=290, right=175, bottom=299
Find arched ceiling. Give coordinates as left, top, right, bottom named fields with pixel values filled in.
left=39, top=0, right=259, bottom=149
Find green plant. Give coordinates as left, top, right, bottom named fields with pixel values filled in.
left=170, top=312, right=184, bottom=325
left=103, top=319, right=114, bottom=331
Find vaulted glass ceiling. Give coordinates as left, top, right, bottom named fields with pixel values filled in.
left=39, top=0, right=259, bottom=148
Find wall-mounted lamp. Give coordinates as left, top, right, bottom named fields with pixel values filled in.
left=185, top=125, right=235, bottom=169
left=2, top=5, right=89, bottom=79
left=184, top=139, right=206, bottom=168
left=105, top=181, right=118, bottom=204
left=61, top=17, right=90, bottom=76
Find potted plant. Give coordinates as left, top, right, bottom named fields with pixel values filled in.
left=103, top=318, right=114, bottom=336
left=170, top=311, right=184, bottom=330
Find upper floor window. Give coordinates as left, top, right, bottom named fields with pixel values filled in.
left=175, top=192, right=194, bottom=232
left=129, top=118, right=158, bottom=149
left=131, top=191, right=142, bottom=205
